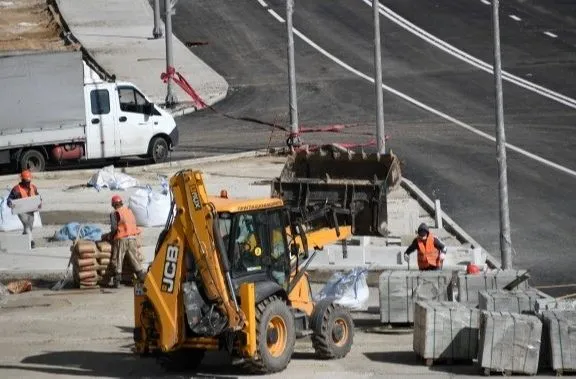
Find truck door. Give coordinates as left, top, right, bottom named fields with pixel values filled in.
left=85, top=86, right=119, bottom=158
left=116, top=86, right=154, bottom=156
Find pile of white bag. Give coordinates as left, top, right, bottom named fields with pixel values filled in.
left=315, top=267, right=369, bottom=311
left=128, top=187, right=172, bottom=227
left=87, top=165, right=140, bottom=191
left=0, top=190, right=42, bottom=232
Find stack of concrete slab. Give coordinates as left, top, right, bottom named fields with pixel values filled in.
left=379, top=270, right=453, bottom=324
left=539, top=310, right=576, bottom=375
left=478, top=311, right=542, bottom=375
left=535, top=298, right=576, bottom=313
left=478, top=289, right=546, bottom=314
left=413, top=301, right=480, bottom=365
left=455, top=269, right=529, bottom=305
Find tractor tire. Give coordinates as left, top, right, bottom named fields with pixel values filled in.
left=156, top=348, right=205, bottom=373
left=311, top=299, right=354, bottom=359
left=19, top=149, right=46, bottom=172
left=245, top=295, right=296, bottom=374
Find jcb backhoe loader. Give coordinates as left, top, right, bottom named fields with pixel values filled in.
left=133, top=147, right=401, bottom=374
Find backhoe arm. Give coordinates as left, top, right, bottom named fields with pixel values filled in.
left=143, top=170, right=245, bottom=351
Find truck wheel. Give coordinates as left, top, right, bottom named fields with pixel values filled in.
left=156, top=348, right=205, bottom=373
left=311, top=299, right=354, bottom=359
left=245, top=295, right=296, bottom=374
left=19, top=149, right=46, bottom=172
left=148, top=136, right=169, bottom=163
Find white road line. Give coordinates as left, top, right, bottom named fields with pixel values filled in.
left=362, top=0, right=576, bottom=110
left=257, top=0, right=268, bottom=8
left=259, top=2, right=576, bottom=178
left=544, top=31, right=558, bottom=38
left=480, top=0, right=491, bottom=5
left=268, top=9, right=285, bottom=23
left=509, top=15, right=522, bottom=22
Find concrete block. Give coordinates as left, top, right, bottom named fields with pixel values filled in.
left=413, top=301, right=480, bottom=361
left=379, top=270, right=453, bottom=324
left=479, top=311, right=542, bottom=375
left=0, top=233, right=31, bottom=252
left=478, top=289, right=546, bottom=314
left=540, top=310, right=576, bottom=373
left=456, top=269, right=529, bottom=305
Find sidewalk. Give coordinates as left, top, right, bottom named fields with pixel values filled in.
left=55, top=0, right=229, bottom=115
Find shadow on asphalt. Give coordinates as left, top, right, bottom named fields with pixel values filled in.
left=364, top=351, right=482, bottom=375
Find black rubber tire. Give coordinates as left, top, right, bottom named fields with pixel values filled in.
left=310, top=299, right=354, bottom=359
left=245, top=296, right=296, bottom=374
left=156, top=348, right=205, bottom=373
left=148, top=136, right=169, bottom=163
left=19, top=149, right=46, bottom=172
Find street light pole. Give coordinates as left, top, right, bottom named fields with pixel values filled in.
left=164, top=0, right=177, bottom=107
left=491, top=0, right=513, bottom=269
left=152, top=0, right=163, bottom=39
left=286, top=0, right=301, bottom=150
left=373, top=0, right=385, bottom=154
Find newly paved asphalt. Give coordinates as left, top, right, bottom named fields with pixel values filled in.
left=167, top=0, right=575, bottom=296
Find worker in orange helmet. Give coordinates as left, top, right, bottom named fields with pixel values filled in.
left=7, top=170, right=42, bottom=249
left=102, top=194, right=146, bottom=288
left=403, top=223, right=447, bottom=271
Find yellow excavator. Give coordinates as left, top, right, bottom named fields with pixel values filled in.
left=133, top=147, right=401, bottom=373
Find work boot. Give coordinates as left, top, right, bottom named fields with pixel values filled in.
left=136, top=270, right=147, bottom=282
left=112, top=274, right=121, bottom=289
left=30, top=240, right=35, bottom=249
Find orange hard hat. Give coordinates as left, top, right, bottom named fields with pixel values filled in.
left=466, top=263, right=481, bottom=275
left=21, top=170, right=32, bottom=181
left=111, top=195, right=123, bottom=205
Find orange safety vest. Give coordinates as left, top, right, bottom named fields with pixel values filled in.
left=416, top=233, right=441, bottom=270
left=13, top=183, right=38, bottom=198
left=114, top=206, right=140, bottom=240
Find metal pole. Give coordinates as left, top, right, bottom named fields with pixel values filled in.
left=492, top=0, right=512, bottom=269
left=152, top=0, right=163, bottom=39
left=286, top=0, right=301, bottom=149
left=373, top=0, right=385, bottom=154
left=164, top=0, right=178, bottom=107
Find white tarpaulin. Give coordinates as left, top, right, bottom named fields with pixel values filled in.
left=0, top=190, right=42, bottom=232
left=129, top=188, right=171, bottom=227
left=87, top=165, right=140, bottom=191
left=315, top=267, right=369, bottom=310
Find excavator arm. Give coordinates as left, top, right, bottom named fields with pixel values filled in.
left=141, top=170, right=246, bottom=351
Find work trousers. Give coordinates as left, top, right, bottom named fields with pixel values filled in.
left=109, top=238, right=143, bottom=275
left=18, top=212, right=34, bottom=238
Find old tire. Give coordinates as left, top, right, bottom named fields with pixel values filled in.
left=311, top=299, right=354, bottom=359
left=19, top=149, right=46, bottom=172
left=245, top=296, right=296, bottom=374
left=156, top=348, right=205, bottom=373
left=148, top=136, right=169, bottom=163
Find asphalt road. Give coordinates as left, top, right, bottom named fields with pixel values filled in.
left=168, top=0, right=576, bottom=297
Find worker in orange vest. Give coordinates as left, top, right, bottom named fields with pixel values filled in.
left=102, top=195, right=146, bottom=288
left=403, top=223, right=447, bottom=271
left=7, top=170, right=41, bottom=249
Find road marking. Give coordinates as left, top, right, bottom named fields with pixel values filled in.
left=268, top=9, right=285, bottom=23
left=480, top=0, right=490, bottom=4
left=257, top=0, right=268, bottom=8
left=543, top=31, right=558, bottom=38
left=259, top=2, right=576, bottom=178
left=362, top=0, right=576, bottom=110
left=509, top=14, right=522, bottom=22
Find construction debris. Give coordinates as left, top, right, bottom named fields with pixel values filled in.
left=6, top=280, right=32, bottom=294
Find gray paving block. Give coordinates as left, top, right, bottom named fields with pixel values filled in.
left=479, top=311, right=542, bottom=375
left=0, top=233, right=31, bottom=252
left=413, top=301, right=480, bottom=361
left=478, top=289, right=546, bottom=314
left=540, top=310, right=576, bottom=373
left=379, top=270, right=453, bottom=324
left=456, top=269, right=529, bottom=305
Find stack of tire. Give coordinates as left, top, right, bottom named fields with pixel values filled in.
left=71, top=240, right=112, bottom=289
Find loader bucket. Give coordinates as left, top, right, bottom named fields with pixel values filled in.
left=271, top=145, right=402, bottom=237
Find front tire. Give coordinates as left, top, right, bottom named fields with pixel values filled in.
left=19, top=149, right=46, bottom=172
left=245, top=296, right=296, bottom=374
left=148, top=136, right=169, bottom=163
left=311, top=299, right=354, bottom=359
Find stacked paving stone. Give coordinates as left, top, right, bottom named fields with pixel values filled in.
left=478, top=288, right=546, bottom=314
left=455, top=269, right=529, bottom=305
left=413, top=301, right=480, bottom=365
left=539, top=310, right=576, bottom=375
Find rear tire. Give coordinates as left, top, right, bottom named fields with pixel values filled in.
left=311, top=299, right=354, bottom=359
left=19, top=149, right=46, bottom=172
left=245, top=295, right=296, bottom=374
left=148, top=136, right=169, bottom=163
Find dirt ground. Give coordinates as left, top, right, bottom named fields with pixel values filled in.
left=0, top=0, right=74, bottom=52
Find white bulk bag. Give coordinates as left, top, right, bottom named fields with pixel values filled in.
left=129, top=188, right=171, bottom=227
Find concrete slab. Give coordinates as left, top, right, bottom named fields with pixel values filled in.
left=55, top=0, right=229, bottom=108
left=0, top=233, right=30, bottom=253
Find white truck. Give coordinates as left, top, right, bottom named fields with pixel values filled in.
left=0, top=50, right=179, bottom=172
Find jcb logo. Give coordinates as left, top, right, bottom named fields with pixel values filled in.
left=191, top=191, right=201, bottom=210
left=161, top=245, right=179, bottom=293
